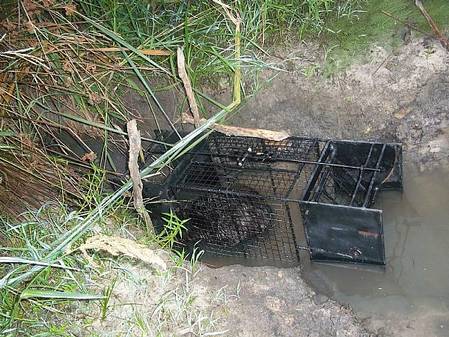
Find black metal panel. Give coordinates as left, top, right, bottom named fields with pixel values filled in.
left=301, top=203, right=385, bottom=265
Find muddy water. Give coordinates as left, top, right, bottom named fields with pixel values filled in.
left=301, top=165, right=449, bottom=336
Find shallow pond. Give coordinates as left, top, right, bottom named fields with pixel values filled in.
left=301, top=165, right=449, bottom=336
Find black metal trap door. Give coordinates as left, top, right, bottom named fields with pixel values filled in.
left=301, top=203, right=385, bottom=265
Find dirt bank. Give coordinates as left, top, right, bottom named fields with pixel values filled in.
left=220, top=36, right=448, bottom=337
left=79, top=259, right=371, bottom=336
left=231, top=37, right=449, bottom=171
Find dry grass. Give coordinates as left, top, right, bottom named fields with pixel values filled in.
left=0, top=0, right=175, bottom=217
left=0, top=133, right=81, bottom=217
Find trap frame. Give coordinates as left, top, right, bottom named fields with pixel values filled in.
left=146, top=131, right=403, bottom=266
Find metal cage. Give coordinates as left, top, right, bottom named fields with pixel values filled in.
left=145, top=131, right=402, bottom=266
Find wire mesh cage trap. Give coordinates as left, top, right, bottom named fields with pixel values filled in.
left=145, top=131, right=403, bottom=267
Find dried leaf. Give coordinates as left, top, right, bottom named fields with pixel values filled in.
left=78, top=235, right=167, bottom=271
left=64, top=3, right=77, bottom=16
left=81, top=151, right=97, bottom=162
left=25, top=21, right=35, bottom=34
left=88, top=92, right=102, bottom=105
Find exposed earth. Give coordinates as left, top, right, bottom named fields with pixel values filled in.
left=196, top=265, right=372, bottom=337
left=222, top=37, right=448, bottom=337
left=121, top=38, right=449, bottom=173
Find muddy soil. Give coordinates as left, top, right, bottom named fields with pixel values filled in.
left=231, top=38, right=449, bottom=171
left=77, top=260, right=371, bottom=337
left=221, top=37, right=449, bottom=337
left=196, top=265, right=372, bottom=337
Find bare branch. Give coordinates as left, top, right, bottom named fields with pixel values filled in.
left=182, top=113, right=290, bottom=141
left=127, top=119, right=154, bottom=234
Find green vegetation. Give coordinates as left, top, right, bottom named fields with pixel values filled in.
left=0, top=204, right=218, bottom=336
left=0, top=1, right=246, bottom=334
left=321, top=0, right=449, bottom=74
left=0, top=205, right=99, bottom=336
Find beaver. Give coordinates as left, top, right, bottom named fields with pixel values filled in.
left=177, top=187, right=273, bottom=249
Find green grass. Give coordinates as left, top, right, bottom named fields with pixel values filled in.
left=1, top=206, right=229, bottom=336
left=77, top=0, right=364, bottom=85
left=0, top=1, right=364, bottom=334
left=0, top=200, right=212, bottom=336
left=0, top=205, right=97, bottom=336
left=0, top=0, right=367, bottom=194
left=319, top=0, right=449, bottom=74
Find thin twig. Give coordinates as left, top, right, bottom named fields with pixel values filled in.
left=415, top=0, right=449, bottom=51
left=372, top=54, right=392, bottom=76
left=177, top=47, right=200, bottom=127
left=381, top=10, right=430, bottom=37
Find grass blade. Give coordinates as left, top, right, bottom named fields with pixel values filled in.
left=20, top=290, right=104, bottom=301
left=0, top=257, right=80, bottom=271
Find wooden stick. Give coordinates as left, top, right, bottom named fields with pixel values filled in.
left=182, top=113, right=290, bottom=141
left=127, top=120, right=154, bottom=234
left=415, top=0, right=449, bottom=50
left=177, top=47, right=200, bottom=126
left=381, top=10, right=431, bottom=37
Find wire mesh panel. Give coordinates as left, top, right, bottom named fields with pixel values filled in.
left=166, top=136, right=317, bottom=264
left=176, top=162, right=315, bottom=199
left=172, top=190, right=299, bottom=265
left=206, top=132, right=321, bottom=169
left=145, top=131, right=403, bottom=266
